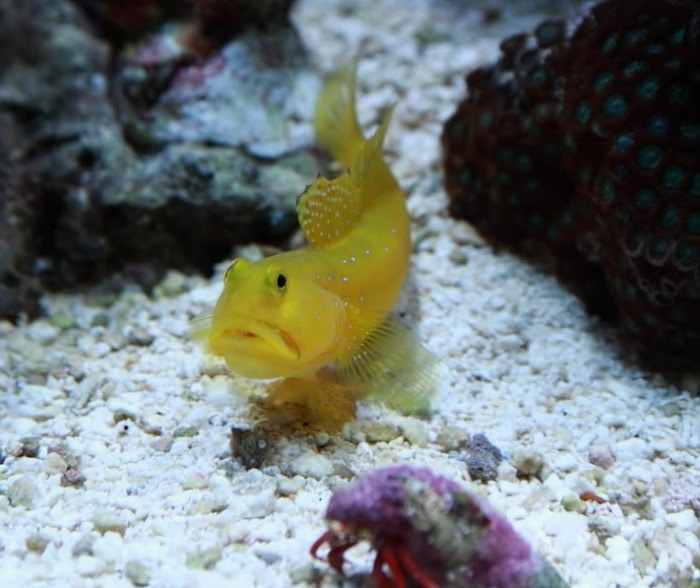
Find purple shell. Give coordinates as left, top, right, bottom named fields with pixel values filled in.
left=324, top=465, right=566, bottom=588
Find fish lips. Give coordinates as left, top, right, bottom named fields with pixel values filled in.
left=210, top=318, right=301, bottom=368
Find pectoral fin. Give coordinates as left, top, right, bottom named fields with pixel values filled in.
left=337, top=315, right=439, bottom=415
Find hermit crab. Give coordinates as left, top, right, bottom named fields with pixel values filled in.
left=311, top=465, right=567, bottom=588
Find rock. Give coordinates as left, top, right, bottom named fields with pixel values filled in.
left=0, top=0, right=318, bottom=321
left=124, top=559, right=151, bottom=586
left=7, top=476, right=40, bottom=508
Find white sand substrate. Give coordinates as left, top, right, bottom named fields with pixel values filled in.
left=1, top=1, right=699, bottom=586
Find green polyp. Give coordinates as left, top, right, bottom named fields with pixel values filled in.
left=564, top=131, right=576, bottom=149
left=623, top=60, right=645, bottom=79
left=498, top=147, right=514, bottom=163
left=629, top=229, right=645, bottom=251
left=447, top=120, right=467, bottom=141
left=663, top=165, right=685, bottom=190
left=636, top=76, right=659, bottom=100
left=536, top=21, right=560, bottom=46
left=613, top=133, right=634, bottom=153
left=642, top=313, right=659, bottom=328
left=593, top=71, right=613, bottom=93
left=676, top=242, right=699, bottom=266
left=664, top=57, right=681, bottom=70
left=525, top=179, right=540, bottom=193
left=501, top=120, right=518, bottom=136
left=507, top=192, right=520, bottom=207
left=637, top=145, right=663, bottom=170
left=603, top=94, right=628, bottom=118
left=535, top=103, right=551, bottom=119
left=601, top=34, right=618, bottom=53
left=579, top=165, right=591, bottom=183
left=646, top=115, right=669, bottom=135
left=651, top=237, right=670, bottom=257
left=687, top=211, right=700, bottom=236
left=530, top=212, right=545, bottom=228
left=670, top=27, right=685, bottom=44
left=516, top=153, right=532, bottom=171
left=634, top=188, right=656, bottom=211
left=691, top=173, right=700, bottom=198
left=624, top=28, right=647, bottom=45
left=625, top=284, right=637, bottom=300
left=668, top=307, right=688, bottom=323
left=599, top=177, right=615, bottom=201
left=458, top=168, right=473, bottom=186
left=660, top=205, right=680, bottom=229
left=688, top=284, right=700, bottom=300
left=615, top=207, right=630, bottom=225
left=644, top=43, right=665, bottom=56
left=613, top=163, right=630, bottom=180
left=478, top=111, right=493, bottom=129
left=669, top=84, right=689, bottom=106
left=539, top=141, right=558, bottom=159
left=623, top=317, right=641, bottom=335
left=680, top=121, right=700, bottom=141
left=498, top=171, right=510, bottom=185
left=529, top=67, right=547, bottom=87
left=574, top=100, right=590, bottom=124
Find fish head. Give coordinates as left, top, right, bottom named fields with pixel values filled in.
left=209, top=255, right=345, bottom=378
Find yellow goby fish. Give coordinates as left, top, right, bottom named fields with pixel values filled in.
left=204, top=63, right=434, bottom=427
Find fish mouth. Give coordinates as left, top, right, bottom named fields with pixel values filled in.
left=214, top=319, right=301, bottom=362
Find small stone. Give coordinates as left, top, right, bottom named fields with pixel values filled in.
left=230, top=427, right=269, bottom=469
left=25, top=532, right=50, bottom=554
left=254, top=549, right=281, bottom=565
left=400, top=420, right=428, bottom=447
left=615, top=437, right=653, bottom=461
left=182, top=475, right=208, bottom=490
left=631, top=538, right=657, bottom=574
left=289, top=564, right=321, bottom=584
left=276, top=477, right=303, bottom=497
left=113, top=407, right=138, bottom=423
left=448, top=247, right=469, bottom=265
left=364, top=423, right=400, bottom=443
left=464, top=433, right=502, bottom=483
left=49, top=309, right=76, bottom=330
left=150, top=436, right=174, bottom=453
left=173, top=426, right=198, bottom=438
left=92, top=512, right=127, bottom=536
left=9, top=436, right=41, bottom=458
left=154, top=271, right=188, bottom=298
left=588, top=443, right=615, bottom=469
left=561, top=494, right=585, bottom=513
left=289, top=453, right=334, bottom=480
left=8, top=476, right=40, bottom=508
left=72, top=534, right=96, bottom=557
left=61, top=467, right=87, bottom=487
left=511, top=449, right=546, bottom=480
left=435, top=426, right=468, bottom=452
left=186, top=546, right=222, bottom=570
left=124, top=559, right=151, bottom=586
left=127, top=327, right=154, bottom=347
left=43, top=452, right=68, bottom=474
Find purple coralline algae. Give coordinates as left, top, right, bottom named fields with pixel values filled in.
left=311, top=465, right=568, bottom=588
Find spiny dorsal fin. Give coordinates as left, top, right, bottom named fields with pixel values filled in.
left=314, top=60, right=364, bottom=169
left=296, top=174, right=363, bottom=249
left=337, top=315, right=439, bottom=415
left=349, top=108, right=395, bottom=197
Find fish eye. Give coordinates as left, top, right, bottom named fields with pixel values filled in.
left=276, top=273, right=287, bottom=290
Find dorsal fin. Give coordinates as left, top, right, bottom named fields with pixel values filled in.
left=313, top=60, right=364, bottom=169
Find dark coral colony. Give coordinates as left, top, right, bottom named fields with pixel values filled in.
left=443, top=0, right=700, bottom=369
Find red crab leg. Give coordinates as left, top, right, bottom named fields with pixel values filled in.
left=373, top=543, right=406, bottom=588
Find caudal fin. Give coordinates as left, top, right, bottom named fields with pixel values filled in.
left=313, top=61, right=365, bottom=169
